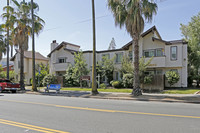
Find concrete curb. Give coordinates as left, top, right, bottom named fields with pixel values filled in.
left=24, top=90, right=200, bottom=104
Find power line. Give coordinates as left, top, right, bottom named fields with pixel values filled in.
left=43, top=14, right=111, bottom=32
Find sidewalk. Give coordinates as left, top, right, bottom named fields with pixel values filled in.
left=25, top=89, right=200, bottom=104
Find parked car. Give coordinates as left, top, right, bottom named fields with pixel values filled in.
left=0, top=79, right=20, bottom=93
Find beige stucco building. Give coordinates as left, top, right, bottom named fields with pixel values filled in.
left=11, top=50, right=49, bottom=84
left=48, top=26, right=188, bottom=88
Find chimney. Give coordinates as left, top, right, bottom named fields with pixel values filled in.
left=51, top=40, right=58, bottom=51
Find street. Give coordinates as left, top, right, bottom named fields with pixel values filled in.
left=0, top=93, right=200, bottom=133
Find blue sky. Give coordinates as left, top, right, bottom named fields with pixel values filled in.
left=0, top=0, right=200, bottom=57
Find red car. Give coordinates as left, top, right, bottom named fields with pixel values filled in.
left=0, top=79, right=20, bottom=93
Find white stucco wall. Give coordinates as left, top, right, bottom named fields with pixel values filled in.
left=13, top=53, right=49, bottom=84
left=48, top=30, right=188, bottom=87
left=50, top=47, right=75, bottom=75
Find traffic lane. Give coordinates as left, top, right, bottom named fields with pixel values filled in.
left=0, top=118, right=70, bottom=133
left=0, top=97, right=200, bottom=133
left=1, top=93, right=200, bottom=117
left=0, top=124, right=39, bottom=133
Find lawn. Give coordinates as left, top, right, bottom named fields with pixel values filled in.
left=162, top=89, right=200, bottom=94
left=61, top=88, right=132, bottom=93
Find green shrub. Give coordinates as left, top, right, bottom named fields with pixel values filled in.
left=110, top=80, right=114, bottom=85
left=144, top=75, right=153, bottom=84
left=122, top=74, right=133, bottom=88
left=42, top=74, right=57, bottom=86
left=165, top=71, right=180, bottom=87
left=100, top=83, right=107, bottom=89
left=64, top=64, right=79, bottom=87
left=112, top=81, right=122, bottom=88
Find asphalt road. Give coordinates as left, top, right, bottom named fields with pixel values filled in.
left=0, top=93, right=200, bottom=133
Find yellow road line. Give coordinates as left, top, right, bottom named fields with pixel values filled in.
left=0, top=120, right=54, bottom=133
left=1, top=99, right=200, bottom=119
left=0, top=119, right=70, bottom=133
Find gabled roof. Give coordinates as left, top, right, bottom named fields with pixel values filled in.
left=121, top=41, right=132, bottom=50
left=10, top=50, right=49, bottom=61
left=122, top=26, right=162, bottom=50
left=168, top=40, right=188, bottom=44
left=141, top=26, right=162, bottom=39
left=47, top=41, right=80, bottom=57
left=152, top=37, right=188, bottom=45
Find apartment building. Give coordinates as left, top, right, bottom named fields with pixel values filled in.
left=48, top=26, right=188, bottom=87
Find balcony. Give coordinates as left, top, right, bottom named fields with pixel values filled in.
left=144, top=56, right=166, bottom=68
left=53, top=62, right=70, bottom=72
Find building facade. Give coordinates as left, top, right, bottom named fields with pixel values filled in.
left=48, top=26, right=188, bottom=88
left=11, top=50, right=49, bottom=84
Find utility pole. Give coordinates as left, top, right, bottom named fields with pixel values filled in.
left=91, top=0, right=98, bottom=95
left=31, top=0, right=37, bottom=91
left=6, top=0, right=10, bottom=80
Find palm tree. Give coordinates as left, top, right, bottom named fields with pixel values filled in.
left=91, top=0, right=99, bottom=95
left=12, top=0, right=44, bottom=90
left=0, top=26, right=6, bottom=60
left=1, top=0, right=17, bottom=79
left=6, top=0, right=10, bottom=80
left=108, top=0, right=157, bottom=96
left=31, top=0, right=36, bottom=91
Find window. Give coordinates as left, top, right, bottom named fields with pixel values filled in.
left=156, top=49, right=163, bottom=57
left=144, top=50, right=155, bottom=57
left=115, top=72, right=121, bottom=80
left=144, top=71, right=155, bottom=75
left=58, top=57, right=66, bottom=63
left=102, top=54, right=110, bottom=60
left=115, top=53, right=123, bottom=63
left=171, top=46, right=177, bottom=60
left=144, top=49, right=165, bottom=57
left=129, top=51, right=133, bottom=61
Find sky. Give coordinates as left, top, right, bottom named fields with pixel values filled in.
left=0, top=0, right=200, bottom=57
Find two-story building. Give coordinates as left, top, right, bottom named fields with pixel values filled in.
left=11, top=50, right=49, bottom=84
left=48, top=26, right=188, bottom=88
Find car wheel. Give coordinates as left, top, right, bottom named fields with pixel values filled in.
left=11, top=90, right=17, bottom=93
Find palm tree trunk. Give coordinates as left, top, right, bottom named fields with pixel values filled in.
left=91, top=0, right=98, bottom=95
left=6, top=0, right=10, bottom=80
left=31, top=0, right=37, bottom=91
left=132, top=36, right=142, bottom=96
left=20, top=45, right=25, bottom=90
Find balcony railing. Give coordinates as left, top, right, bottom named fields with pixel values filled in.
left=53, top=62, right=70, bottom=71
left=145, top=56, right=166, bottom=68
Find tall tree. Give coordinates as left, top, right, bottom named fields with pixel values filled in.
left=91, top=0, right=99, bottom=95
left=31, top=0, right=36, bottom=91
left=1, top=0, right=19, bottom=76
left=0, top=26, right=6, bottom=60
left=12, top=0, right=44, bottom=90
left=180, top=12, right=200, bottom=86
left=72, top=52, right=89, bottom=84
left=108, top=0, right=157, bottom=96
left=6, top=0, right=10, bottom=80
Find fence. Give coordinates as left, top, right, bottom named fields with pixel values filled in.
left=141, top=75, right=164, bottom=92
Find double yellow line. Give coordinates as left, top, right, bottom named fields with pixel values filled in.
left=0, top=119, right=70, bottom=133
